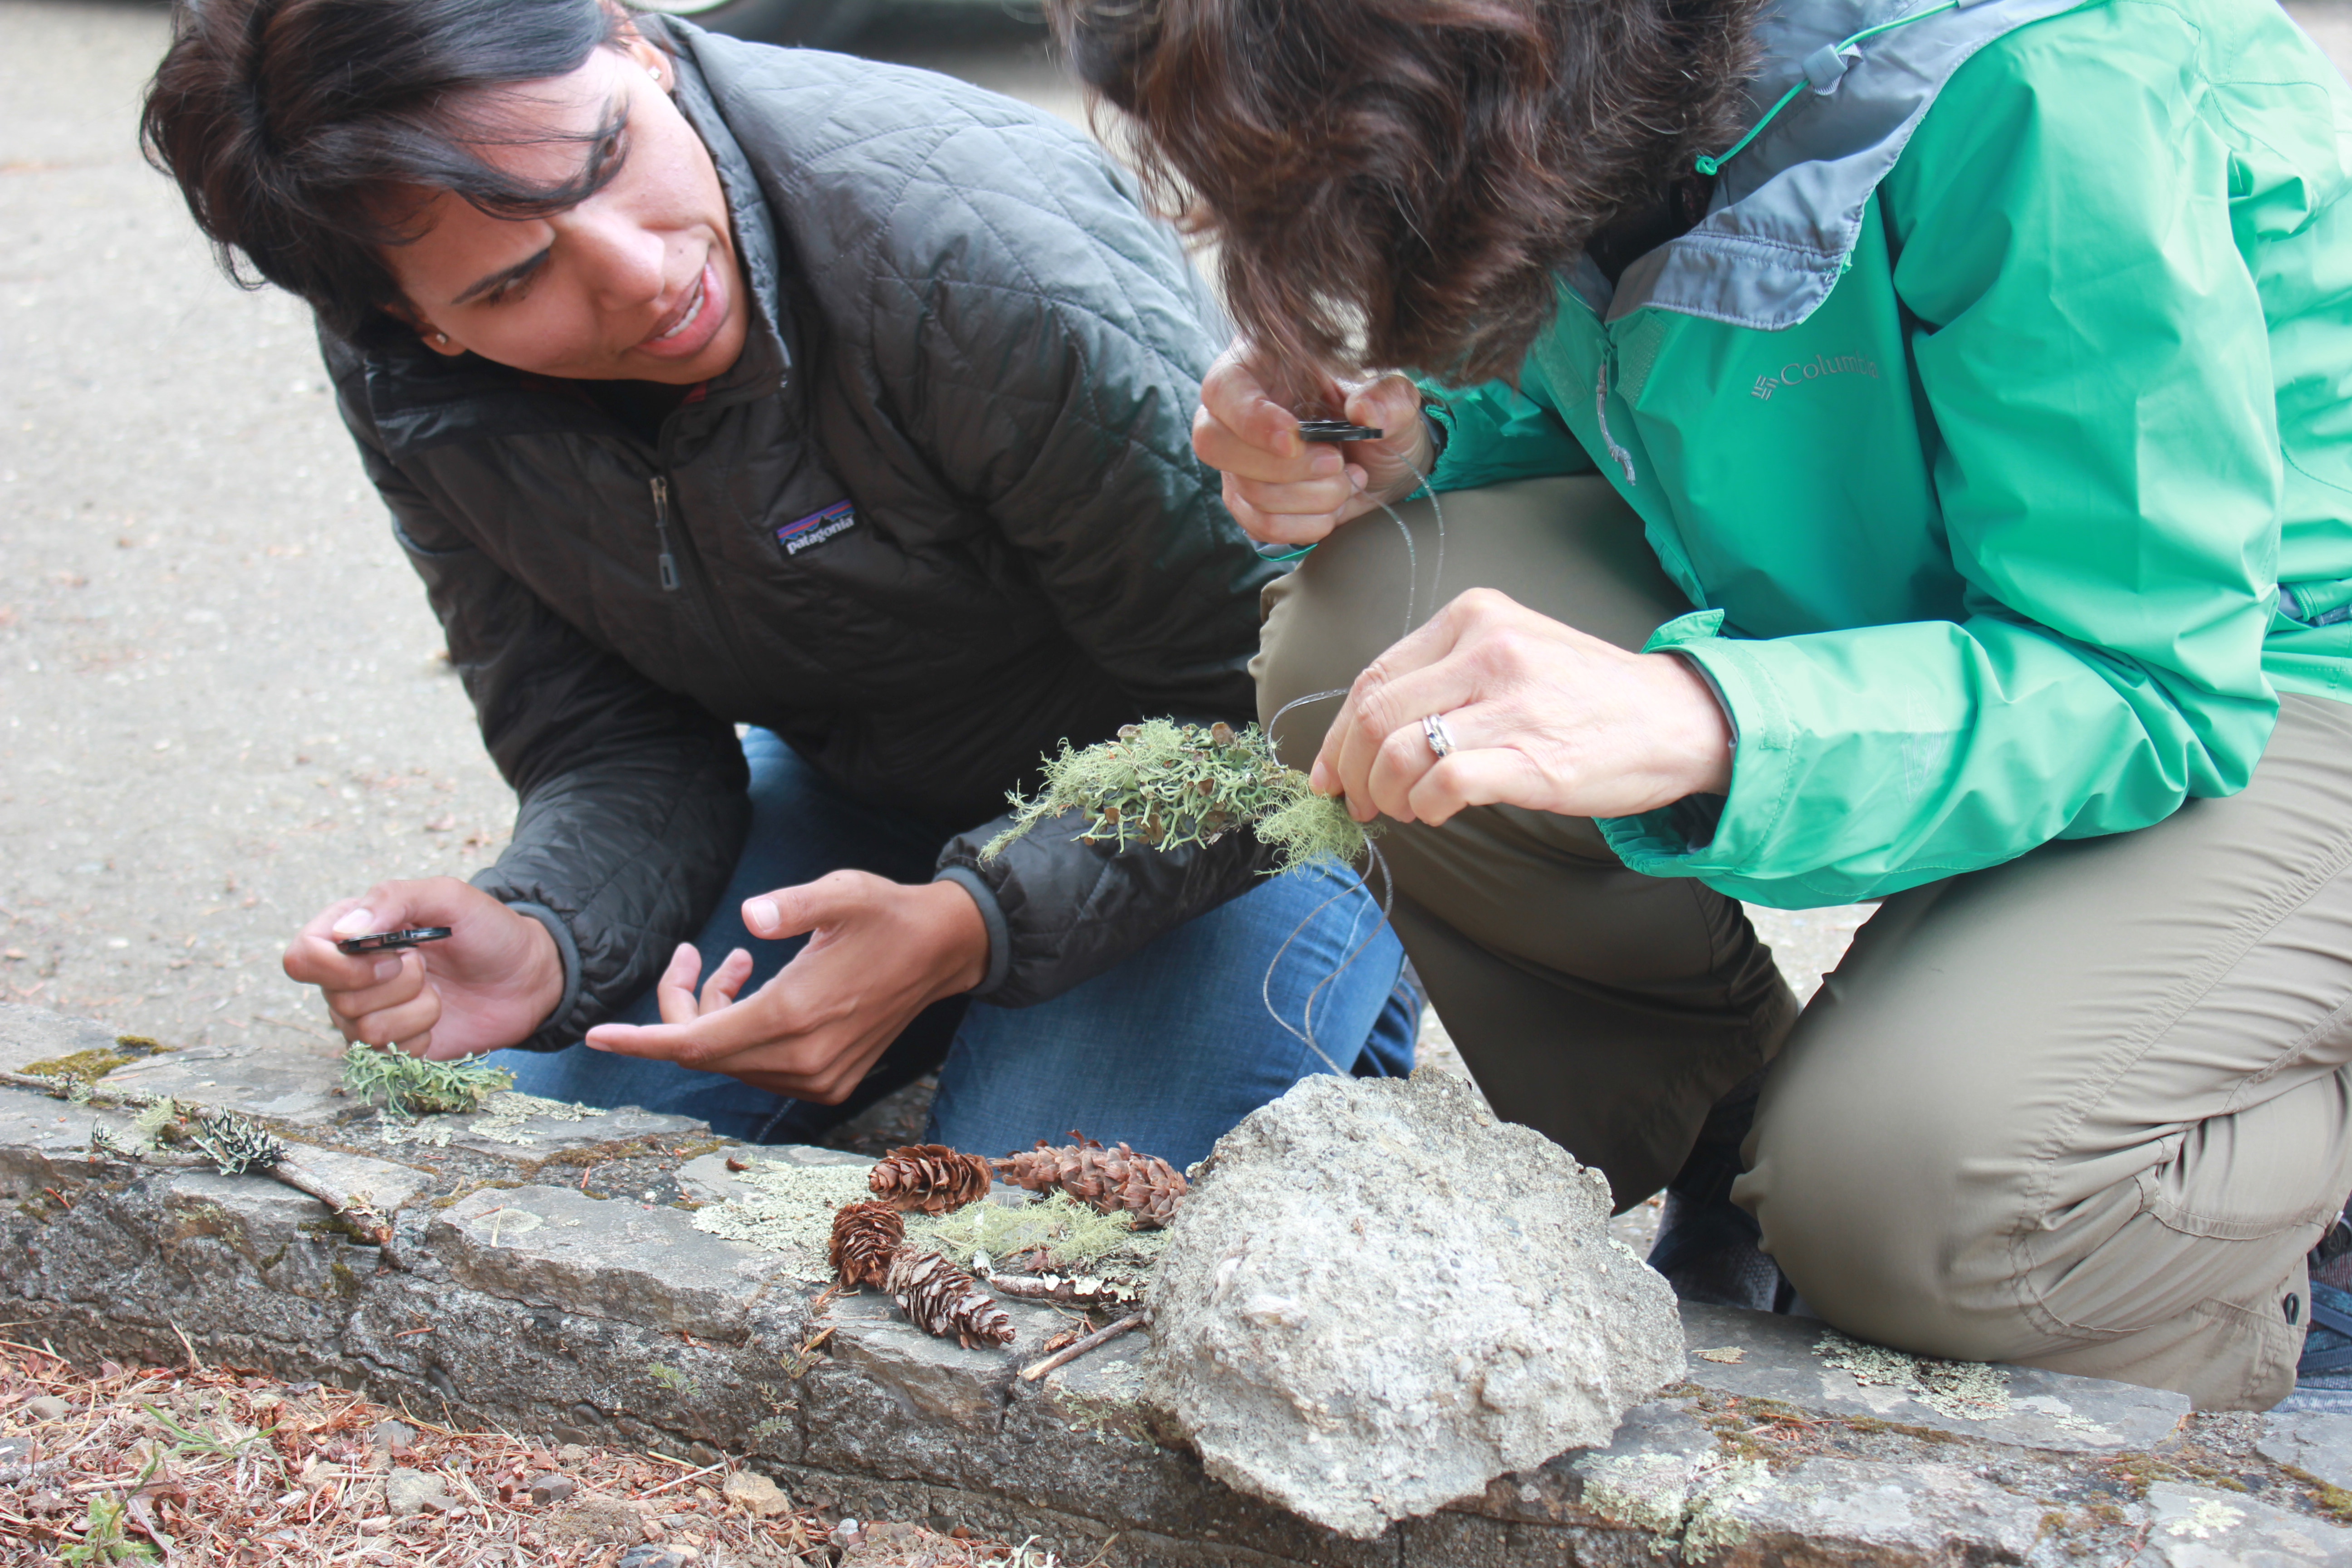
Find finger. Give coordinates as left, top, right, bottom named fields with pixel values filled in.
left=699, top=947, right=755, bottom=1014
left=1222, top=475, right=1339, bottom=549
left=318, top=947, right=429, bottom=1022
left=654, top=942, right=704, bottom=1027
left=584, top=992, right=808, bottom=1068
left=1227, top=466, right=1361, bottom=524
left=1194, top=407, right=1342, bottom=486
left=338, top=985, right=442, bottom=1051
left=1197, top=347, right=1308, bottom=464
left=744, top=869, right=880, bottom=942
left=1341, top=374, right=1432, bottom=466
left=1405, top=745, right=1551, bottom=829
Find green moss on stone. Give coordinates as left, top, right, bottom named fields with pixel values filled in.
left=19, top=1048, right=131, bottom=1083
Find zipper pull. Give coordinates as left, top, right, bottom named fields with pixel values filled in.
left=649, top=475, right=681, bottom=593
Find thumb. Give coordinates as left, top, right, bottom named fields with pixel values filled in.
left=1344, top=374, right=1423, bottom=443
left=330, top=906, right=380, bottom=939
left=745, top=870, right=882, bottom=939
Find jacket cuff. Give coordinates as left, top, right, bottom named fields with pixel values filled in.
left=932, top=865, right=1011, bottom=999
left=1594, top=610, right=1794, bottom=878
left=503, top=901, right=584, bottom=1049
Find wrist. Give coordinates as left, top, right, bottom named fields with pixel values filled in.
left=916, top=878, right=990, bottom=995
left=1649, top=652, right=1735, bottom=799
left=505, top=904, right=571, bottom=1029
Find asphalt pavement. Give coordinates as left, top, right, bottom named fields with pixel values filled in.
left=3, top=0, right=2345, bottom=1063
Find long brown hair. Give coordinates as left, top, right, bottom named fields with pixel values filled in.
left=1051, top=0, right=1760, bottom=388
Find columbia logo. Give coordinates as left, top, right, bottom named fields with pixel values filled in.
left=778, top=499, right=857, bottom=556
left=1752, top=353, right=1881, bottom=400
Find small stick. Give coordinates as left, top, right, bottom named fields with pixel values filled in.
left=985, top=1273, right=1137, bottom=1308
left=2, top=1071, right=395, bottom=1248
left=635, top=1458, right=727, bottom=1498
left=1019, top=1312, right=1145, bottom=1382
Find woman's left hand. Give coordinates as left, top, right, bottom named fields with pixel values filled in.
left=580, top=872, right=988, bottom=1102
left=1312, top=588, right=1735, bottom=826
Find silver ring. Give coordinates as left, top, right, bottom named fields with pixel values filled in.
left=1422, top=712, right=1457, bottom=760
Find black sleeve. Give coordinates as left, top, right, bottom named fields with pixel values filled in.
left=340, top=410, right=750, bottom=1051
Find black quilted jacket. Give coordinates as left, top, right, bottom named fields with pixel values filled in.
left=322, top=24, right=1277, bottom=1049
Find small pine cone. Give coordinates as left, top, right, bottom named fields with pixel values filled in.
left=868, top=1144, right=994, bottom=1214
left=828, top=1200, right=906, bottom=1289
left=885, top=1249, right=1014, bottom=1349
left=990, top=1132, right=1188, bottom=1229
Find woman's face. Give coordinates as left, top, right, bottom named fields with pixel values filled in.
left=383, top=35, right=750, bottom=384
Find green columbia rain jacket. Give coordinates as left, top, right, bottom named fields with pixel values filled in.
left=1422, top=0, right=2352, bottom=909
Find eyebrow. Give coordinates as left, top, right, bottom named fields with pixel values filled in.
left=446, top=93, right=633, bottom=307
left=452, top=246, right=551, bottom=306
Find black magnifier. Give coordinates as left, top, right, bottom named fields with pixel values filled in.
left=1297, top=420, right=1385, bottom=442
left=335, top=926, right=453, bottom=956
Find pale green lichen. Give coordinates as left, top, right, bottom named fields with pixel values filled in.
left=1815, top=1328, right=2010, bottom=1423
left=981, top=719, right=1371, bottom=872
left=1679, top=1457, right=1772, bottom=1559
left=905, top=1189, right=1169, bottom=1276
left=1580, top=1451, right=1698, bottom=1537
left=379, top=1089, right=608, bottom=1148
left=688, top=1159, right=878, bottom=1283
left=340, top=1044, right=513, bottom=1120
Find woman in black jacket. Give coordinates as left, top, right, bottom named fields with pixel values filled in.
left=141, top=0, right=1411, bottom=1165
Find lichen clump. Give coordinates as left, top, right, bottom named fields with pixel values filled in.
left=981, top=719, right=1372, bottom=872
left=905, top=1188, right=1167, bottom=1275
left=340, top=1043, right=513, bottom=1120
left=1815, top=1328, right=2011, bottom=1422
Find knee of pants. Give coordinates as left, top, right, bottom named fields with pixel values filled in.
left=1737, top=1080, right=2022, bottom=1358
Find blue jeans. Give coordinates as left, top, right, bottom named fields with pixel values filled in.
left=488, top=730, right=1413, bottom=1169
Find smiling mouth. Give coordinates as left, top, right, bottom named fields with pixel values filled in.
left=647, top=268, right=708, bottom=345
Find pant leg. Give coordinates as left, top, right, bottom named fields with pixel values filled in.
left=488, top=729, right=966, bottom=1142
left=1254, top=474, right=1798, bottom=1207
left=1741, top=694, right=2352, bottom=1409
left=924, top=862, right=1408, bottom=1171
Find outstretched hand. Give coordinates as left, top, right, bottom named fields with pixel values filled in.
left=582, top=871, right=989, bottom=1103
left=1192, top=341, right=1433, bottom=547
left=1310, top=588, right=1736, bottom=827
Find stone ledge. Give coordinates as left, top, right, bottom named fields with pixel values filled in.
left=3, top=1003, right=2347, bottom=1567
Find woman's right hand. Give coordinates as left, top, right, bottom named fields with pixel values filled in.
left=282, top=878, right=564, bottom=1061
left=1192, top=342, right=1434, bottom=547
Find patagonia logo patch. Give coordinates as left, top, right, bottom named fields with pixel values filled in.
left=778, top=499, right=857, bottom=556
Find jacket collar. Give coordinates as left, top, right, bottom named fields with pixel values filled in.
left=359, top=24, right=794, bottom=457
left=1586, top=0, right=2092, bottom=331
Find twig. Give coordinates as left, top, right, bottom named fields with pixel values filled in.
left=635, top=1458, right=727, bottom=1498
left=1018, top=1312, right=1145, bottom=1382
left=986, top=1272, right=1137, bottom=1308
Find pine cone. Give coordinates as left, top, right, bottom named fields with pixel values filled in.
left=884, top=1249, right=1014, bottom=1349
left=868, top=1144, right=994, bottom=1214
left=828, top=1200, right=906, bottom=1289
left=990, top=1132, right=1188, bottom=1228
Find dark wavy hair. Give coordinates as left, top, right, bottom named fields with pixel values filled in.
left=1049, top=0, right=1761, bottom=387
left=141, top=0, right=647, bottom=344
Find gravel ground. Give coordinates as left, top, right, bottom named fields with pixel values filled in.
left=3, top=0, right=2343, bottom=1105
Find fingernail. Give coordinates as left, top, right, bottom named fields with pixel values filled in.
left=373, top=958, right=399, bottom=982
left=1311, top=451, right=1342, bottom=475
left=1348, top=467, right=1367, bottom=491
left=583, top=1034, right=612, bottom=1051
left=332, top=908, right=374, bottom=937
left=745, top=897, right=779, bottom=933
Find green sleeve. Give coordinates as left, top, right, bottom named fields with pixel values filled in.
left=1598, top=2, right=2291, bottom=907
left=1419, top=356, right=1595, bottom=492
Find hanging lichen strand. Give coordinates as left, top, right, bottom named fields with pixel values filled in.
left=980, top=719, right=1372, bottom=872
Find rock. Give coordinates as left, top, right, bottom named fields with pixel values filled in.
left=385, top=1466, right=454, bottom=1516
left=2260, top=1410, right=2352, bottom=1494
left=1683, top=1457, right=2050, bottom=1563
left=429, top=1185, right=789, bottom=1341
left=1678, top=1300, right=2192, bottom=1451
left=22, top=1396, right=68, bottom=1423
left=529, top=1472, right=578, bottom=1506
left=721, top=1470, right=789, bottom=1517
left=615, top=1547, right=698, bottom=1568
left=1144, top=1068, right=1684, bottom=1539
left=2141, top=1483, right=2352, bottom=1567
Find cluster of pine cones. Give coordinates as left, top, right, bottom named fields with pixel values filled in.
left=828, top=1135, right=1189, bottom=1351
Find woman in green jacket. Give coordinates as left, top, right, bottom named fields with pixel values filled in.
left=1053, top=0, right=2352, bottom=1408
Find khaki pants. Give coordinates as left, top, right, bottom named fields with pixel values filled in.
left=1255, top=474, right=2352, bottom=1408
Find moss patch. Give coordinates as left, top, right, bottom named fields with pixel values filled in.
left=19, top=1048, right=132, bottom=1084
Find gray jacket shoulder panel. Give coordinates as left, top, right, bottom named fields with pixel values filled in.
left=1606, top=0, right=2087, bottom=329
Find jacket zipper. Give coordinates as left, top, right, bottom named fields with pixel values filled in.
left=649, top=476, right=682, bottom=592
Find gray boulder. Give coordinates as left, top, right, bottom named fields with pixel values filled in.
left=1144, top=1068, right=1683, bottom=1539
